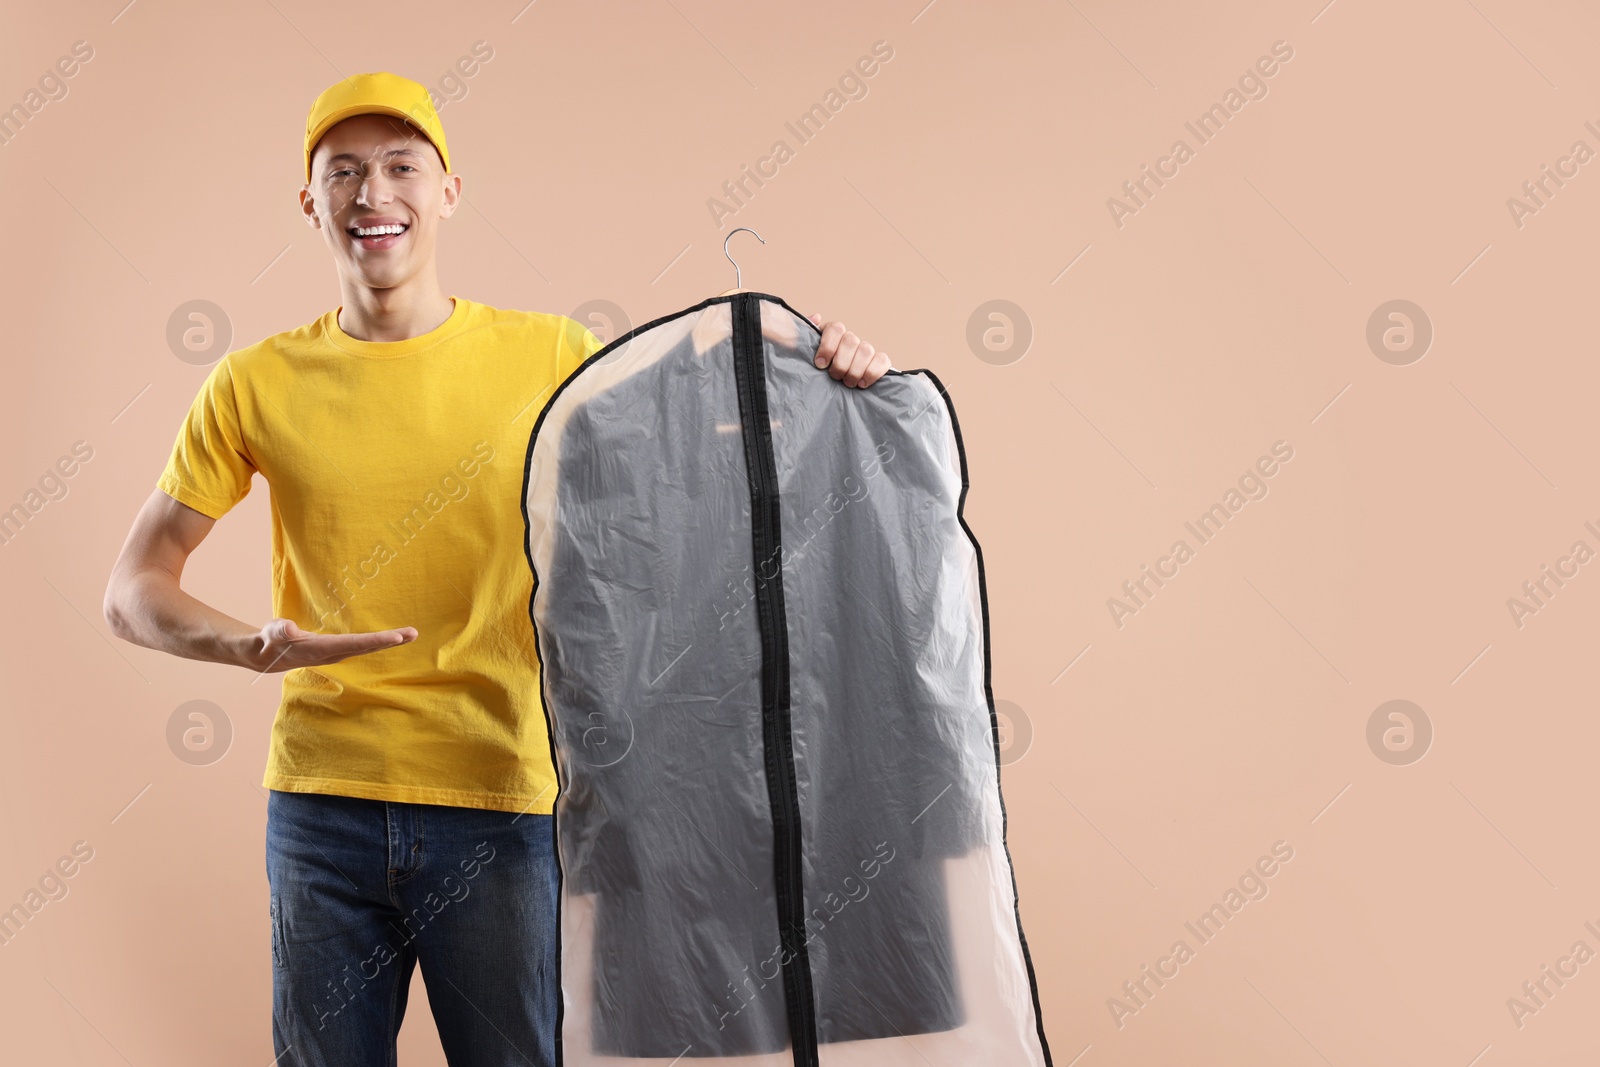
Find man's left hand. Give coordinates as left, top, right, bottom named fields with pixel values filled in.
left=809, top=314, right=892, bottom=388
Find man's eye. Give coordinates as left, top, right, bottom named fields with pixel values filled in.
left=394, top=165, right=416, bottom=173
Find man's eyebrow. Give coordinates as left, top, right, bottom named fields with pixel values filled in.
left=323, top=147, right=426, bottom=165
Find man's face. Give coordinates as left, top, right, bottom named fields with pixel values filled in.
left=301, top=113, right=458, bottom=290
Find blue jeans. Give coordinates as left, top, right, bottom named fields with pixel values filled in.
left=266, top=789, right=559, bottom=1067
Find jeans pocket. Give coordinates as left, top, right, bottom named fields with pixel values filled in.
left=269, top=895, right=285, bottom=970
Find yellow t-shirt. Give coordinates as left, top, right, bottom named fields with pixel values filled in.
left=157, top=295, right=603, bottom=813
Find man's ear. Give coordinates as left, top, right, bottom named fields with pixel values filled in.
left=299, top=187, right=323, bottom=230
left=439, top=172, right=462, bottom=220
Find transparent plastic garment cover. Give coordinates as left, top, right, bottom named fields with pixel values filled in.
left=521, top=292, right=1052, bottom=1066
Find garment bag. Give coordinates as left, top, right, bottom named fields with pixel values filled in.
left=521, top=291, right=1052, bottom=1065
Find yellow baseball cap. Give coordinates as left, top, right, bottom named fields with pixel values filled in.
left=303, top=72, right=451, bottom=184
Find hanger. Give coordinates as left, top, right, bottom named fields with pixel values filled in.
left=693, top=226, right=808, bottom=359
left=718, top=227, right=764, bottom=296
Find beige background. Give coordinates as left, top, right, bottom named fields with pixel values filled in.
left=2, top=0, right=1597, bottom=1063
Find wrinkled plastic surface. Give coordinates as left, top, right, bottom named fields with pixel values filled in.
left=523, top=294, right=1050, bottom=1065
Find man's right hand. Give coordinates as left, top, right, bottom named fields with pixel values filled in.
left=248, top=617, right=418, bottom=673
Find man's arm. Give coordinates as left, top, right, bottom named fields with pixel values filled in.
left=103, top=488, right=415, bottom=673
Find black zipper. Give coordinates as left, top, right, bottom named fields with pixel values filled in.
left=730, top=292, right=820, bottom=1067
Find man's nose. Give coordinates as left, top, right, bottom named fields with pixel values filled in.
left=356, top=175, right=393, bottom=207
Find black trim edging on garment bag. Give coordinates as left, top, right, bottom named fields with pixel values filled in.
left=730, top=292, right=822, bottom=1067
left=916, top=368, right=1056, bottom=1067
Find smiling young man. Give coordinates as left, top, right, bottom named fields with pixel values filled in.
left=102, top=72, right=890, bottom=1067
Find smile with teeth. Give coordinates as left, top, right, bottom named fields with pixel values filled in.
left=350, top=223, right=408, bottom=237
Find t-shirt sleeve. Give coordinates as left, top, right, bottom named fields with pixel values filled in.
left=156, top=355, right=257, bottom=520
left=556, top=316, right=606, bottom=386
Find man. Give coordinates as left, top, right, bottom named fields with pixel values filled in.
left=102, top=72, right=891, bottom=1067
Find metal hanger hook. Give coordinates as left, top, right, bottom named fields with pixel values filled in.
left=723, top=227, right=766, bottom=290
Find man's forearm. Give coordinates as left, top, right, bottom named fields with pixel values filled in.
left=105, top=570, right=262, bottom=669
